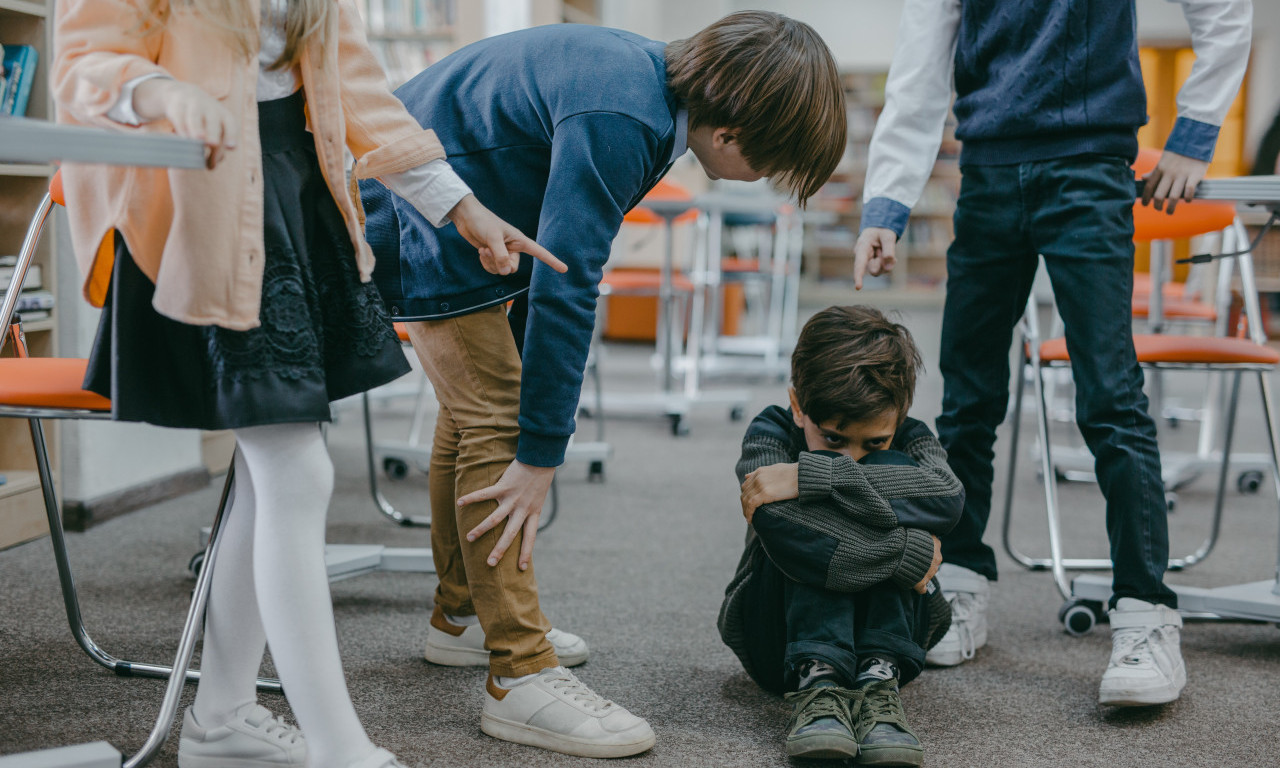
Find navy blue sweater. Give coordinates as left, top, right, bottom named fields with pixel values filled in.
left=953, top=0, right=1148, bottom=165
left=361, top=26, right=680, bottom=467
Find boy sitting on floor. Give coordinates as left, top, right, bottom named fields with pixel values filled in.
left=719, top=305, right=963, bottom=765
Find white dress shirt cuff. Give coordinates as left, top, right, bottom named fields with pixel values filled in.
left=381, top=159, right=472, bottom=228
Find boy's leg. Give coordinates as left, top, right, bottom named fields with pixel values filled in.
left=1029, top=155, right=1183, bottom=706
left=404, top=309, right=557, bottom=677
left=406, top=310, right=653, bottom=757
left=736, top=552, right=861, bottom=759
left=850, top=585, right=931, bottom=767
left=933, top=163, right=1040, bottom=665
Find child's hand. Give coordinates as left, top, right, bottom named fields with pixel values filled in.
left=914, top=535, right=943, bottom=594
left=133, top=78, right=237, bottom=169
left=853, top=227, right=896, bottom=290
left=458, top=459, right=556, bottom=571
left=740, top=462, right=799, bottom=524
left=449, top=194, right=568, bottom=276
left=1141, top=150, right=1210, bottom=215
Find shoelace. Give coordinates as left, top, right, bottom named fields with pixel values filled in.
left=856, top=680, right=908, bottom=732
left=783, top=687, right=860, bottom=731
left=245, top=710, right=304, bottom=745
left=948, top=592, right=978, bottom=661
left=547, top=672, right=616, bottom=713
left=1111, top=626, right=1168, bottom=667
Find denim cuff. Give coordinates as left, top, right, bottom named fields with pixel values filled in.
left=1164, top=117, right=1220, bottom=163
left=859, top=197, right=911, bottom=239
left=784, top=640, right=860, bottom=689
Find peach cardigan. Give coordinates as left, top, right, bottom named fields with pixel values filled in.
left=53, top=0, right=446, bottom=330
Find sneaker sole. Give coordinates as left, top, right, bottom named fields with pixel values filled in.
left=1099, top=666, right=1186, bottom=707
left=424, top=641, right=588, bottom=668
left=859, top=744, right=925, bottom=767
left=480, top=712, right=655, bottom=758
left=179, top=755, right=303, bottom=768
left=784, top=733, right=860, bottom=759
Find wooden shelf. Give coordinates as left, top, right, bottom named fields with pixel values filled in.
left=0, top=163, right=55, bottom=178
left=0, top=469, right=39, bottom=500
left=0, top=0, right=46, bottom=17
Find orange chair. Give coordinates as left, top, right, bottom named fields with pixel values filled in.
left=0, top=171, right=275, bottom=763
left=1001, top=176, right=1280, bottom=634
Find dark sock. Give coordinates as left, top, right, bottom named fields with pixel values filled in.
left=856, top=655, right=900, bottom=688
left=795, top=659, right=841, bottom=690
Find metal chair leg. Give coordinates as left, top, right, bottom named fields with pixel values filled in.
left=31, top=417, right=281, bottom=693
left=123, top=453, right=238, bottom=767
left=363, top=392, right=430, bottom=527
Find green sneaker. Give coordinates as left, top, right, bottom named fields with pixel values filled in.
left=854, top=678, right=923, bottom=767
left=783, top=682, right=862, bottom=759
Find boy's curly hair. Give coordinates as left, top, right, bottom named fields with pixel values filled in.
left=791, top=306, right=923, bottom=428
left=665, top=11, right=846, bottom=205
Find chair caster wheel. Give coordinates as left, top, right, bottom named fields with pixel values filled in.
left=1059, top=599, right=1103, bottom=636
left=383, top=457, right=409, bottom=480
left=669, top=414, right=689, bottom=436
left=729, top=406, right=745, bottom=422
left=1237, top=470, right=1264, bottom=495
left=1165, top=491, right=1178, bottom=513
left=588, top=460, right=605, bottom=483
left=188, top=549, right=206, bottom=579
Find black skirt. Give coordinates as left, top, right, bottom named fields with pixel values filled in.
left=83, top=90, right=411, bottom=430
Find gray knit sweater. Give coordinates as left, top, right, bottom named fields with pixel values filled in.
left=717, top=406, right=964, bottom=678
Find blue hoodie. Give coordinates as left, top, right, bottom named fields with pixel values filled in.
left=361, top=25, right=681, bottom=467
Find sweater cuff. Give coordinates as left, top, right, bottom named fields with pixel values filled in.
left=859, top=197, right=910, bottom=239
left=1164, top=117, right=1220, bottom=164
left=891, top=528, right=937, bottom=591
left=797, top=452, right=835, bottom=501
left=516, top=430, right=569, bottom=468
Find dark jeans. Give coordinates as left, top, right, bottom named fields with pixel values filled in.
left=738, top=552, right=931, bottom=695
left=936, top=155, right=1176, bottom=609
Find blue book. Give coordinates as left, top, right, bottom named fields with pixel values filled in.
left=2, top=44, right=38, bottom=117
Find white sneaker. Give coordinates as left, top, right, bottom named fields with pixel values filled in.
left=481, top=667, right=656, bottom=758
left=424, top=610, right=588, bottom=667
left=925, top=563, right=990, bottom=667
left=178, top=703, right=305, bottom=768
left=1099, top=598, right=1185, bottom=706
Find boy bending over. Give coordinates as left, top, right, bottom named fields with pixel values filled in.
left=719, top=306, right=963, bottom=765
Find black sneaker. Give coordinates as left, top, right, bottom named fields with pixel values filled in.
left=783, top=682, right=862, bottom=759
left=853, top=678, right=923, bottom=767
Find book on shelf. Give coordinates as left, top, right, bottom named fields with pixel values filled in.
left=1, top=44, right=38, bottom=117
left=15, top=289, right=54, bottom=313
left=16, top=308, right=50, bottom=322
left=0, top=263, right=42, bottom=291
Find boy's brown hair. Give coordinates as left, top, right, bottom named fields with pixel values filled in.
left=791, top=306, right=923, bottom=429
left=665, top=11, right=846, bottom=205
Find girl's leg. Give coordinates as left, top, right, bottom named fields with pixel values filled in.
left=190, top=449, right=268, bottom=725
left=234, top=422, right=378, bottom=768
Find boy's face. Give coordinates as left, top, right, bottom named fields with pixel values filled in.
left=788, top=388, right=898, bottom=461
left=688, top=126, right=765, bottom=184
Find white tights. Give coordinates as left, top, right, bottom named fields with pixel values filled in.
left=190, top=422, right=377, bottom=768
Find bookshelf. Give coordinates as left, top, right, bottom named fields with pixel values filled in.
left=804, top=70, right=960, bottom=306
left=0, top=0, right=55, bottom=549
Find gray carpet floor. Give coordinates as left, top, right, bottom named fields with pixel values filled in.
left=4, top=306, right=1280, bottom=767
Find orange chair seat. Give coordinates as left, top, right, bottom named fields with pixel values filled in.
left=1131, top=296, right=1217, bottom=321
left=622, top=179, right=699, bottom=226
left=601, top=270, right=695, bottom=293
left=1040, top=335, right=1280, bottom=366
left=393, top=322, right=410, bottom=343
left=1132, top=273, right=1186, bottom=299
left=0, top=358, right=112, bottom=411
left=722, top=258, right=762, bottom=273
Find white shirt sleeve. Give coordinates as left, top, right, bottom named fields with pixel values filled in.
left=380, top=159, right=473, bottom=228
left=105, top=72, right=172, bottom=126
left=861, top=0, right=962, bottom=237
left=1163, top=0, right=1252, bottom=160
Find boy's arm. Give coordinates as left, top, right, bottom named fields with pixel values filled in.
left=1144, top=0, right=1251, bottom=211
left=517, top=112, right=663, bottom=467
left=855, top=0, right=962, bottom=288
left=796, top=417, right=964, bottom=536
